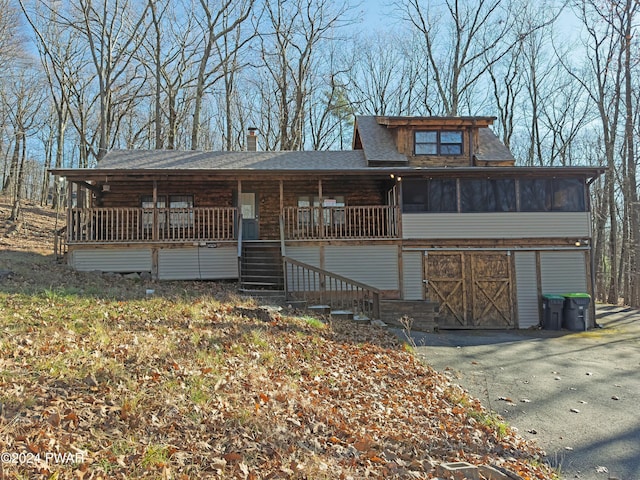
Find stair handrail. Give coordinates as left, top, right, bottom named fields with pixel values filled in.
left=283, top=256, right=381, bottom=319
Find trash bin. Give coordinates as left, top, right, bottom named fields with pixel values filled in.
left=562, top=293, right=591, bottom=331
left=541, top=295, right=565, bottom=330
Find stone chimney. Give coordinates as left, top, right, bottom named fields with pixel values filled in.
left=247, top=127, right=258, bottom=151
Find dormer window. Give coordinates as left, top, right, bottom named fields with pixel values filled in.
left=415, top=130, right=463, bottom=155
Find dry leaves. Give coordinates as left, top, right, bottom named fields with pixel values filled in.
left=0, top=200, right=554, bottom=479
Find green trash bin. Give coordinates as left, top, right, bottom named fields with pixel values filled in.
left=542, top=295, right=565, bottom=330
left=562, top=293, right=591, bottom=331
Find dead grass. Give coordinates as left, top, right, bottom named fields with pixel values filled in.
left=0, top=200, right=555, bottom=479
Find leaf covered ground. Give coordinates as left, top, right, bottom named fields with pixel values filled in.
left=0, top=200, right=555, bottom=479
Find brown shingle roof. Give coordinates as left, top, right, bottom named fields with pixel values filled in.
left=475, top=129, right=515, bottom=162
left=354, top=116, right=408, bottom=163
left=98, top=149, right=368, bottom=171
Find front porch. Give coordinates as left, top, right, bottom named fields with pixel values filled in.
left=62, top=204, right=400, bottom=245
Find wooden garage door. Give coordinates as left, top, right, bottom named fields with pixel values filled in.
left=424, top=251, right=514, bottom=328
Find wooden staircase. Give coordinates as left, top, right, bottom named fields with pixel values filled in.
left=239, top=241, right=284, bottom=293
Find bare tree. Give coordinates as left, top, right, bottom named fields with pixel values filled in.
left=190, top=0, right=254, bottom=150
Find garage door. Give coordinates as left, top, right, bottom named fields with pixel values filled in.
left=424, top=251, right=514, bottom=328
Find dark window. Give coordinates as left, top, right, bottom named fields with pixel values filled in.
left=519, top=178, right=585, bottom=212
left=402, top=179, right=457, bottom=212
left=415, top=130, right=463, bottom=156
left=460, top=179, right=516, bottom=212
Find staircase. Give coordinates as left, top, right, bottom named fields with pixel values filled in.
left=239, top=241, right=284, bottom=293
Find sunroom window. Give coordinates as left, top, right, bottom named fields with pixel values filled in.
left=415, top=130, right=463, bottom=156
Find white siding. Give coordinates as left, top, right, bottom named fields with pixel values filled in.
left=515, top=252, right=539, bottom=329
left=72, top=248, right=152, bottom=272
left=285, top=245, right=320, bottom=267
left=402, top=212, right=591, bottom=239
left=540, top=251, right=587, bottom=294
left=198, top=247, right=238, bottom=280
left=158, top=247, right=238, bottom=280
left=403, top=251, right=424, bottom=300
left=325, top=245, right=398, bottom=290
left=158, top=249, right=200, bottom=280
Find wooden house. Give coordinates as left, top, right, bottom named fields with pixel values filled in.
left=51, top=116, right=605, bottom=329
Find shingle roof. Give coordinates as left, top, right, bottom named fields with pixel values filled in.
left=354, top=116, right=408, bottom=163
left=98, top=149, right=368, bottom=171
left=475, top=129, right=515, bottom=162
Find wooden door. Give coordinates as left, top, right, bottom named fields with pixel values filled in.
left=424, top=251, right=514, bottom=328
left=424, top=252, right=467, bottom=327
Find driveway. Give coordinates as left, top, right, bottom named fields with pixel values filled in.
left=396, top=305, right=640, bottom=480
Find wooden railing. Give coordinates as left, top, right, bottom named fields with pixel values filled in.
left=282, top=205, right=399, bottom=240
left=67, top=207, right=237, bottom=243
left=283, top=256, right=381, bottom=319
left=54, top=226, right=67, bottom=259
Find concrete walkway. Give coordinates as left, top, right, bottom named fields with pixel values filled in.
left=397, top=305, right=640, bottom=480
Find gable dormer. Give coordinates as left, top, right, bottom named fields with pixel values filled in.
left=354, top=115, right=515, bottom=167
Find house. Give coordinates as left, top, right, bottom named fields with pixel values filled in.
left=51, top=116, right=605, bottom=330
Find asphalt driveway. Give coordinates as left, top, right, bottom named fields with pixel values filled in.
left=395, top=305, right=640, bottom=480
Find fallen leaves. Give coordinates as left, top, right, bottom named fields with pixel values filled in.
left=0, top=226, right=554, bottom=480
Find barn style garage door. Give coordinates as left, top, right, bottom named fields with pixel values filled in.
left=424, top=251, right=515, bottom=328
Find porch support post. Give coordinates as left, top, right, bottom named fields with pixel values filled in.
left=237, top=179, right=242, bottom=233
left=318, top=179, right=323, bottom=237
left=152, top=180, right=158, bottom=241
left=67, top=180, right=73, bottom=242
left=396, top=179, right=403, bottom=239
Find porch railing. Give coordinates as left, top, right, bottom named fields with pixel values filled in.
left=54, top=226, right=68, bottom=259
left=67, top=207, right=237, bottom=243
left=283, top=256, right=381, bottom=319
left=282, top=205, right=399, bottom=240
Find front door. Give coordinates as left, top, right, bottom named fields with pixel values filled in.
left=240, top=192, right=259, bottom=240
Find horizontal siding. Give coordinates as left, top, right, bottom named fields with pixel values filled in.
left=402, top=212, right=591, bottom=239
left=198, top=247, right=238, bottom=280
left=72, top=248, right=152, bottom=272
left=285, top=246, right=320, bottom=267
left=403, top=251, right=423, bottom=300
left=158, top=249, right=200, bottom=280
left=158, top=247, right=238, bottom=280
left=325, top=245, right=398, bottom=290
left=540, top=251, right=587, bottom=294
left=515, top=252, right=539, bottom=329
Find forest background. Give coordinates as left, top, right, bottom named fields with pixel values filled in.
left=0, top=0, right=637, bottom=307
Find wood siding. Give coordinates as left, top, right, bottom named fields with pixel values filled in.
left=515, top=252, right=539, bottom=329
left=402, top=251, right=424, bottom=300
left=71, top=248, right=152, bottom=272
left=540, top=251, right=587, bottom=294
left=402, top=212, right=591, bottom=239
left=158, top=247, right=237, bottom=280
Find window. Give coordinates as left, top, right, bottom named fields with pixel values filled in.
left=169, top=195, right=194, bottom=227
left=415, top=130, right=463, bottom=156
left=402, top=179, right=457, bottom=213
left=141, top=195, right=194, bottom=229
left=460, top=179, right=516, bottom=212
left=297, top=195, right=345, bottom=226
left=141, top=196, right=166, bottom=229
left=519, top=179, right=585, bottom=212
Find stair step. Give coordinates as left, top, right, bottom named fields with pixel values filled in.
left=330, top=310, right=354, bottom=320
left=308, top=304, right=331, bottom=315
